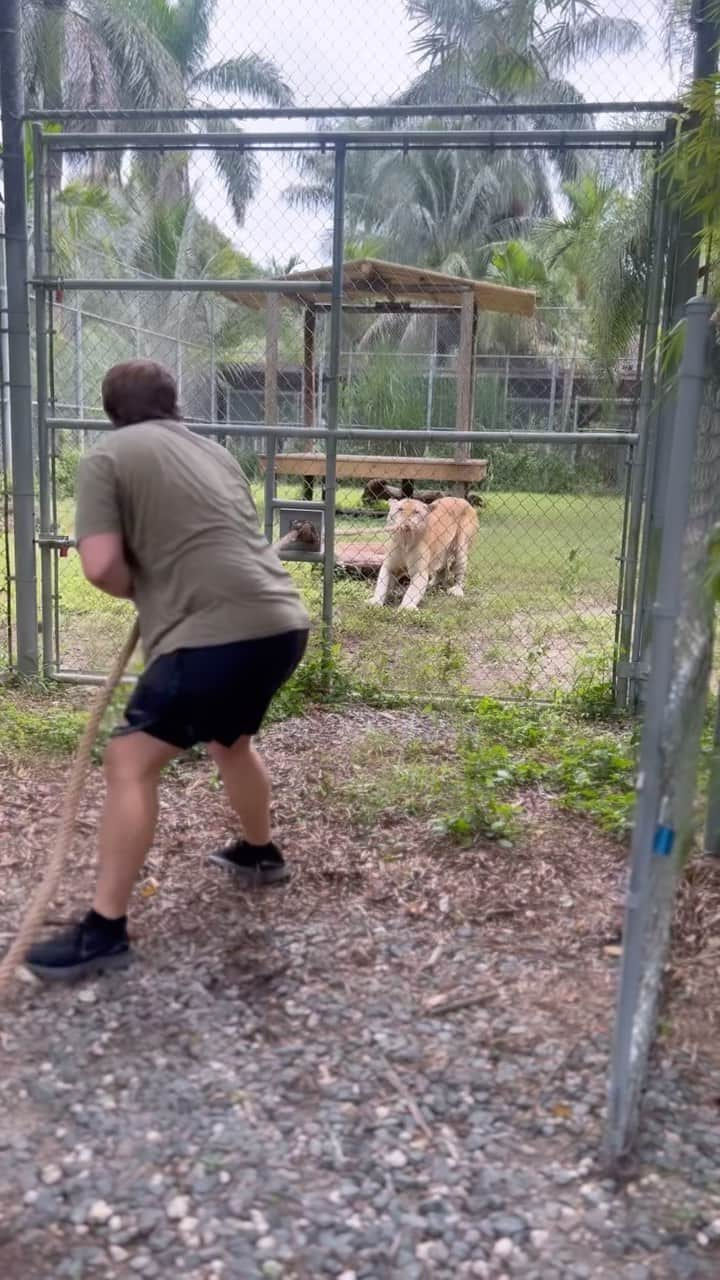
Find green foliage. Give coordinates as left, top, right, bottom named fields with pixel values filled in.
left=54, top=446, right=82, bottom=501
left=547, top=737, right=636, bottom=838
left=661, top=75, right=720, bottom=282
left=488, top=240, right=548, bottom=289
left=336, top=694, right=637, bottom=847
left=486, top=442, right=613, bottom=493
left=340, top=351, right=429, bottom=454
left=535, top=169, right=653, bottom=367
left=0, top=688, right=85, bottom=758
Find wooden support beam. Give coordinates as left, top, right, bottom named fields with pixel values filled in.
left=302, top=306, right=316, bottom=429
left=454, top=291, right=476, bottom=467
left=302, top=305, right=316, bottom=497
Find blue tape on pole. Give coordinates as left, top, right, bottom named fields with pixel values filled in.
left=652, top=825, right=675, bottom=856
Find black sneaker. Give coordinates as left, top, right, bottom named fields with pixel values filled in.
left=24, top=915, right=132, bottom=982
left=207, top=839, right=290, bottom=885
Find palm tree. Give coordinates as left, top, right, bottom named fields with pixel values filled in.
left=23, top=0, right=292, bottom=220
left=288, top=135, right=553, bottom=354
left=536, top=168, right=653, bottom=365
left=399, top=0, right=643, bottom=114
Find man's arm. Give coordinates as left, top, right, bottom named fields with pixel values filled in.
left=78, top=532, right=134, bottom=599
left=75, top=453, right=134, bottom=598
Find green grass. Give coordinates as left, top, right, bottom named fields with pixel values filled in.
left=0, top=683, right=88, bottom=758
left=39, top=484, right=625, bottom=696
left=331, top=695, right=638, bottom=845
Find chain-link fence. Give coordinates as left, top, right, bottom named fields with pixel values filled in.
left=606, top=297, right=720, bottom=1164
left=34, top=123, right=648, bottom=693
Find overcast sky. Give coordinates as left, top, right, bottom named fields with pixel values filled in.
left=191, top=0, right=680, bottom=268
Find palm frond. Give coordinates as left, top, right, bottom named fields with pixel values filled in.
left=210, top=125, right=261, bottom=224
left=195, top=54, right=292, bottom=105
left=540, top=15, right=644, bottom=73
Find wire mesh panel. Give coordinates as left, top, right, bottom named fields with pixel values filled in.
left=22, top=0, right=683, bottom=119
left=606, top=298, right=720, bottom=1164
left=35, top=126, right=651, bottom=694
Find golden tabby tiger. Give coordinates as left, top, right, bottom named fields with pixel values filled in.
left=371, top=496, right=479, bottom=610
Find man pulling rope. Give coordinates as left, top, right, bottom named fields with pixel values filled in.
left=22, top=359, right=309, bottom=982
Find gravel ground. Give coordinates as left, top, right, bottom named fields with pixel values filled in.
left=2, top=707, right=720, bottom=1280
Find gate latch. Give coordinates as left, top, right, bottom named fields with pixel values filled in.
left=37, top=534, right=75, bottom=558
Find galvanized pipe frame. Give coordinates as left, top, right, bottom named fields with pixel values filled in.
left=47, top=419, right=638, bottom=445
left=614, top=167, right=671, bottom=709
left=25, top=101, right=682, bottom=123
left=605, top=297, right=716, bottom=1164
left=34, top=119, right=645, bottom=685
left=42, top=128, right=669, bottom=153
left=0, top=0, right=39, bottom=676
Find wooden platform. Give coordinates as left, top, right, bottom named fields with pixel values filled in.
left=261, top=452, right=488, bottom=484
left=335, top=540, right=387, bottom=577
left=261, top=452, right=488, bottom=501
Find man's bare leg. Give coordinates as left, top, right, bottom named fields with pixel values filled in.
left=207, top=737, right=288, bottom=883
left=25, top=731, right=179, bottom=979
left=208, top=736, right=272, bottom=845
left=93, top=731, right=180, bottom=919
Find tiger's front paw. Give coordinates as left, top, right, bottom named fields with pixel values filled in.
left=447, top=584, right=465, bottom=598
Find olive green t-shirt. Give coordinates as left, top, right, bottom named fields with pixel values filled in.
left=74, top=419, right=309, bottom=665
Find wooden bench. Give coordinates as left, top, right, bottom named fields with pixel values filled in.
left=259, top=452, right=488, bottom=500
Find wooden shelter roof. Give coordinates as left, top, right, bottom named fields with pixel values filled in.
left=224, top=257, right=536, bottom=317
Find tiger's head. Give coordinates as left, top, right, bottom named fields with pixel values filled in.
left=387, top=498, right=429, bottom=544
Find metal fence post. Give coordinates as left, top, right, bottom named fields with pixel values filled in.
left=32, top=124, right=55, bottom=677
left=321, top=142, right=346, bottom=671
left=616, top=182, right=669, bottom=708
left=0, top=0, right=38, bottom=676
left=706, top=685, right=720, bottom=857
left=263, top=294, right=280, bottom=545
left=605, top=296, right=713, bottom=1164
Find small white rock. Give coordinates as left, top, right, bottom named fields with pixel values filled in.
left=77, top=986, right=98, bottom=1004
left=697, top=1231, right=709, bottom=1248
left=492, top=1237, right=515, bottom=1259
left=415, top=1243, right=436, bottom=1262
left=708, top=1218, right=720, bottom=1239
left=530, top=1229, right=549, bottom=1249
left=250, top=1209, right=270, bottom=1235
left=41, top=1164, right=63, bottom=1186
left=166, top=1194, right=191, bottom=1221
left=16, top=966, right=40, bottom=986
left=87, top=1200, right=113, bottom=1225
left=218, top=1170, right=231, bottom=1185
left=23, top=1190, right=38, bottom=1206
left=109, top=1245, right=130, bottom=1263
left=337, top=1271, right=357, bottom=1280
left=384, top=1149, right=407, bottom=1169
left=109, top=1215, right=123, bottom=1232
left=179, top=1216, right=199, bottom=1235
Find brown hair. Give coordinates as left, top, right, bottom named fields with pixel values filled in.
left=102, top=359, right=180, bottom=427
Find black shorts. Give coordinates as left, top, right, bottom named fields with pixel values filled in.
left=114, top=629, right=309, bottom=750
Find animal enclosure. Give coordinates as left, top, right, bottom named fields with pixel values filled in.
left=7, top=131, right=650, bottom=700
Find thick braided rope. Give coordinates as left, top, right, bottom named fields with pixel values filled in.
left=0, top=619, right=139, bottom=1000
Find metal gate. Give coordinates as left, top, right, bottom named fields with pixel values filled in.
left=27, top=122, right=667, bottom=701
left=606, top=297, right=720, bottom=1162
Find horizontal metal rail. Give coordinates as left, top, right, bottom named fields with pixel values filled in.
left=25, top=101, right=682, bottom=123
left=44, top=128, right=669, bottom=152
left=47, top=417, right=638, bottom=445
left=33, top=277, right=332, bottom=294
